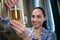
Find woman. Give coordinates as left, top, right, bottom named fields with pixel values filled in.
left=2, top=0, right=56, bottom=40
left=9, top=7, right=56, bottom=40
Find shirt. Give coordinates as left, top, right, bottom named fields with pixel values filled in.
left=0, top=17, right=57, bottom=40
left=26, top=27, right=57, bottom=40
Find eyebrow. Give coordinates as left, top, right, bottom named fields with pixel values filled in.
left=31, top=15, right=42, bottom=17
left=32, top=14, right=41, bottom=16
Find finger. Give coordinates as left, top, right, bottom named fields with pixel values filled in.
left=16, top=31, right=23, bottom=38
left=16, top=31, right=26, bottom=38
left=9, top=20, right=25, bottom=32
left=7, top=0, right=13, bottom=7
left=14, top=0, right=17, bottom=4
left=11, top=20, right=26, bottom=29
left=11, top=25, right=22, bottom=34
left=4, top=0, right=10, bottom=8
left=10, top=0, right=17, bottom=6
left=12, top=20, right=22, bottom=26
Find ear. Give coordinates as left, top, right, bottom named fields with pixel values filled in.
left=44, top=16, right=46, bottom=22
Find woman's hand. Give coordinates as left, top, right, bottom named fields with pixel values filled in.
left=2, top=0, right=17, bottom=18
left=4, top=0, right=17, bottom=8
left=9, top=20, right=30, bottom=40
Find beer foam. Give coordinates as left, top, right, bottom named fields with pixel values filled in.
left=10, top=8, right=21, bottom=10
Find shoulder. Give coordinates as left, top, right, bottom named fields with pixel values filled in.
left=0, top=17, right=9, bottom=24
left=42, top=28, right=57, bottom=40
left=47, top=30, right=57, bottom=40
left=42, top=27, right=56, bottom=35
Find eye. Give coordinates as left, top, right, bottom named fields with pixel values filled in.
left=37, top=15, right=42, bottom=18
left=31, top=15, right=35, bottom=18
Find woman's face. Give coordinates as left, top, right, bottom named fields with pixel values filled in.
left=31, top=9, right=46, bottom=29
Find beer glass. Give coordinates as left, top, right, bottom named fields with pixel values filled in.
left=9, top=0, right=22, bottom=22
left=9, top=0, right=25, bottom=25
left=10, top=7, right=21, bottom=22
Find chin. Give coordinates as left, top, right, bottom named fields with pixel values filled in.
left=34, top=26, right=39, bottom=29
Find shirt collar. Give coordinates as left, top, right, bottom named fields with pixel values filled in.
left=32, top=27, right=46, bottom=36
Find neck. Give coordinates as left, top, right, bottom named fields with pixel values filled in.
left=34, top=26, right=42, bottom=32
left=33, top=26, right=42, bottom=39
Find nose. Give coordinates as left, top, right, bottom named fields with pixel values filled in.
left=33, top=17, right=37, bottom=22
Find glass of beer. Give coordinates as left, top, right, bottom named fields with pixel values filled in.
left=9, top=0, right=25, bottom=24
left=9, top=7, right=21, bottom=22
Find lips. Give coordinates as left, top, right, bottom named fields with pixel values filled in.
left=33, top=25, right=39, bottom=29
left=33, top=23, right=38, bottom=27
left=33, top=23, right=37, bottom=25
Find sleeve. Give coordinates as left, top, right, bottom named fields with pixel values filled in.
left=1, top=17, right=9, bottom=21
left=47, top=32, right=57, bottom=40
left=0, top=17, right=17, bottom=33
left=0, top=17, right=9, bottom=26
left=0, top=17, right=10, bottom=30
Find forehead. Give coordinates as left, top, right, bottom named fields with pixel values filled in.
left=32, top=9, right=43, bottom=15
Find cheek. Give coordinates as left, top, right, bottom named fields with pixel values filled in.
left=31, top=18, right=35, bottom=23
left=39, top=18, right=42, bottom=22
left=39, top=18, right=44, bottom=23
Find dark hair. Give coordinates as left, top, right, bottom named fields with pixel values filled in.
left=33, top=7, right=47, bottom=29
left=33, top=7, right=46, bottom=17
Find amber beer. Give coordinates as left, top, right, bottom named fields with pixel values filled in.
left=10, top=9, right=21, bottom=21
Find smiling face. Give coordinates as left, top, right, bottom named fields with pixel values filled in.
left=31, top=9, right=46, bottom=29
